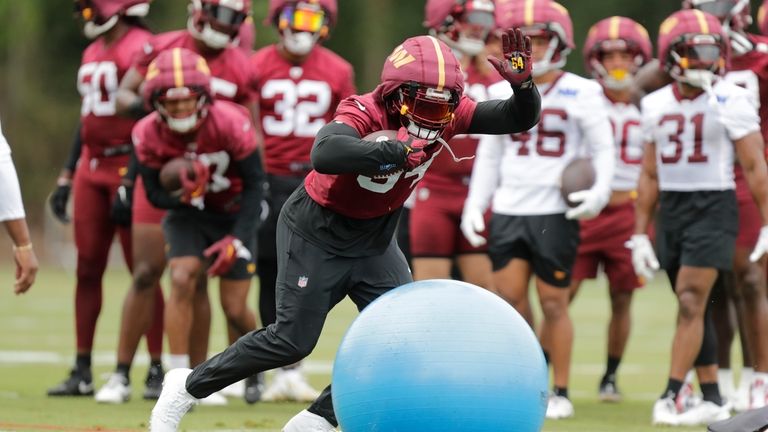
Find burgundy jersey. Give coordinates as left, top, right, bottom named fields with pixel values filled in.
left=79, top=26, right=151, bottom=156
left=419, top=64, right=502, bottom=195
left=133, top=101, right=257, bottom=213
left=134, top=30, right=253, bottom=106
left=304, top=91, right=477, bottom=219
left=726, top=34, right=768, bottom=144
left=252, top=45, right=356, bottom=176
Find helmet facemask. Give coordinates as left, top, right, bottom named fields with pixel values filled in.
left=521, top=25, right=570, bottom=77
left=153, top=87, right=210, bottom=134
left=667, top=34, right=726, bottom=89
left=277, top=1, right=329, bottom=56
left=436, top=0, right=495, bottom=58
left=590, top=40, right=645, bottom=90
left=391, top=82, right=459, bottom=142
left=189, top=0, right=248, bottom=49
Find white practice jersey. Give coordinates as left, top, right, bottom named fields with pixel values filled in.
left=602, top=93, right=643, bottom=191
left=467, top=72, right=614, bottom=215
left=641, top=80, right=760, bottom=192
left=0, top=118, right=25, bottom=221
left=0, top=118, right=9, bottom=158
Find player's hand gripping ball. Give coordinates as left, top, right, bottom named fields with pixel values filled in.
left=159, top=157, right=209, bottom=208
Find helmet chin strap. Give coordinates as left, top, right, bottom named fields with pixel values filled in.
left=727, top=27, right=753, bottom=56
left=84, top=15, right=118, bottom=39
left=187, top=17, right=231, bottom=49
left=532, top=37, right=568, bottom=77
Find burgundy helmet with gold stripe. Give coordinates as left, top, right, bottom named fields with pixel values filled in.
left=143, top=48, right=213, bottom=133
left=583, top=16, right=651, bottom=89
left=495, top=0, right=573, bottom=77
left=657, top=9, right=729, bottom=87
left=380, top=35, right=464, bottom=141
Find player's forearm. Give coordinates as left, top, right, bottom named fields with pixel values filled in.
left=122, top=150, right=139, bottom=186
left=465, top=138, right=502, bottom=211
left=311, top=122, right=405, bottom=175
left=590, top=129, right=616, bottom=196
left=62, top=123, right=83, bottom=174
left=634, top=172, right=658, bottom=234
left=743, top=160, right=768, bottom=226
left=467, top=84, right=541, bottom=135
left=231, top=151, right=265, bottom=241
left=137, top=163, right=183, bottom=209
left=3, top=218, right=31, bottom=247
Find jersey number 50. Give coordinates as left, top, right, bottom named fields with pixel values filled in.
left=78, top=61, right=119, bottom=117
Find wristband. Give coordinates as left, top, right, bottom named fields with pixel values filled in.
left=13, top=243, right=33, bottom=252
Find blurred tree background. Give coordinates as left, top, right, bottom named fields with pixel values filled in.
left=0, top=0, right=757, bottom=236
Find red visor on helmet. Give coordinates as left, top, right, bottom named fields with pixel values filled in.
left=395, top=82, right=459, bottom=139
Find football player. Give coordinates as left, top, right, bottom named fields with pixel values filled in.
left=149, top=30, right=540, bottom=432
left=98, top=0, right=263, bottom=405
left=134, top=46, right=265, bottom=414
left=630, top=9, right=768, bottom=426
left=574, top=16, right=652, bottom=403
left=46, top=0, right=165, bottom=400
left=0, top=117, right=38, bottom=295
left=635, top=0, right=768, bottom=414
left=461, top=0, right=614, bottom=419
left=251, top=0, right=355, bottom=402
left=408, top=0, right=498, bottom=288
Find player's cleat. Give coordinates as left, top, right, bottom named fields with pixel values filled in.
left=599, top=378, right=622, bottom=403
left=95, top=373, right=131, bottom=404
left=545, top=394, right=575, bottom=419
left=749, top=377, right=768, bottom=410
left=282, top=409, right=337, bottom=432
left=244, top=373, right=265, bottom=404
left=677, top=400, right=731, bottom=426
left=652, top=396, right=681, bottom=426
left=143, top=363, right=165, bottom=400
left=47, top=368, right=94, bottom=397
left=149, top=368, right=198, bottom=431
left=220, top=379, right=245, bottom=398
left=263, top=368, right=321, bottom=402
left=199, top=391, right=228, bottom=406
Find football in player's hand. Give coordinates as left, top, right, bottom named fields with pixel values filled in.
left=159, top=157, right=194, bottom=192
left=362, top=129, right=399, bottom=143
left=560, top=158, right=596, bottom=207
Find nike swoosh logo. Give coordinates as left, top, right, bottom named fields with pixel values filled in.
left=354, top=100, right=366, bottom=111
left=79, top=381, right=94, bottom=394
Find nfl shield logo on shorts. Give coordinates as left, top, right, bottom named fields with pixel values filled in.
left=298, top=276, right=308, bottom=288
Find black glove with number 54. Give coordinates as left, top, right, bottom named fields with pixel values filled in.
left=487, top=28, right=533, bottom=88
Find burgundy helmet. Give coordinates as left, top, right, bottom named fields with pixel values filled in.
left=188, top=0, right=252, bottom=50
left=380, top=35, right=464, bottom=141
left=267, top=0, right=337, bottom=27
left=423, top=0, right=496, bottom=56
left=73, top=0, right=150, bottom=39
left=267, top=0, right=337, bottom=56
left=583, top=16, right=651, bottom=89
left=658, top=9, right=729, bottom=87
left=496, top=0, right=574, bottom=76
left=143, top=48, right=213, bottom=133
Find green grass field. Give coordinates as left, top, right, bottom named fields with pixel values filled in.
left=0, top=265, right=728, bottom=431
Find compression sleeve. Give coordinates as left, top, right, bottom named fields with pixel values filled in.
left=64, top=123, right=83, bottom=172
left=137, top=162, right=183, bottom=210
left=231, top=150, right=265, bottom=241
left=467, top=84, right=541, bottom=135
left=311, top=121, right=406, bottom=176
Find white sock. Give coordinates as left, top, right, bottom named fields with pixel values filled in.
left=169, top=354, right=190, bottom=370
left=752, top=372, right=768, bottom=384
left=740, top=367, right=755, bottom=391
left=719, top=369, right=735, bottom=398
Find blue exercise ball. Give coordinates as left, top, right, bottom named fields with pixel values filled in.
left=332, top=279, right=548, bottom=432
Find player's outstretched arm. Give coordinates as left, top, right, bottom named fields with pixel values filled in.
left=0, top=153, right=37, bottom=294
left=310, top=121, right=408, bottom=176
left=49, top=124, right=83, bottom=224
left=230, top=150, right=265, bottom=242
left=735, top=132, right=768, bottom=262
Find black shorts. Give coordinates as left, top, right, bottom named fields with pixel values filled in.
left=488, top=213, right=580, bottom=288
left=656, top=190, right=738, bottom=271
left=163, top=209, right=257, bottom=280
left=258, top=174, right=304, bottom=260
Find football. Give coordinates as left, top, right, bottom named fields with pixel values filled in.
left=560, top=158, right=596, bottom=207
left=362, top=129, right=398, bottom=143
left=159, top=157, right=194, bottom=192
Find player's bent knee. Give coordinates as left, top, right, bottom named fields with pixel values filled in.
left=677, top=289, right=706, bottom=321
left=133, top=263, right=164, bottom=291
left=739, top=266, right=766, bottom=300
left=539, top=298, right=568, bottom=320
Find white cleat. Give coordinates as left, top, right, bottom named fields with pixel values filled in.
left=95, top=373, right=131, bottom=404
left=149, top=368, right=198, bottom=432
left=282, top=409, right=337, bottom=432
left=545, top=395, right=575, bottom=419
left=199, top=391, right=228, bottom=406
left=652, top=396, right=680, bottom=426
left=749, top=377, right=768, bottom=410
left=220, top=379, right=245, bottom=398
left=677, top=400, right=731, bottom=426
left=263, top=369, right=321, bottom=403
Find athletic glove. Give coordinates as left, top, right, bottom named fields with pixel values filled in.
left=397, top=127, right=432, bottom=170
left=460, top=205, right=487, bottom=248
left=49, top=178, right=72, bottom=223
left=625, top=234, right=659, bottom=280
left=488, top=28, right=533, bottom=88
left=179, top=160, right=210, bottom=210
left=110, top=184, right=133, bottom=226
left=750, top=225, right=768, bottom=262
left=204, top=235, right=252, bottom=277
left=565, top=189, right=610, bottom=220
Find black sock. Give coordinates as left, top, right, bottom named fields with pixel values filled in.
left=604, top=356, right=621, bottom=382
left=701, top=382, right=723, bottom=406
left=116, top=363, right=131, bottom=384
left=662, top=378, right=684, bottom=400
left=150, top=359, right=163, bottom=369
left=554, top=387, right=569, bottom=399
left=75, top=354, right=91, bottom=373
left=543, top=350, right=550, bottom=365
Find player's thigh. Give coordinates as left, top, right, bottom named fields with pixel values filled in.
left=73, top=170, right=114, bottom=254
left=218, top=278, right=252, bottom=317
left=409, top=188, right=457, bottom=258
left=350, top=239, right=413, bottom=311
left=455, top=253, right=494, bottom=288
left=535, top=277, right=571, bottom=317
left=527, top=214, right=580, bottom=288
left=258, top=174, right=303, bottom=260
left=412, top=257, right=453, bottom=280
